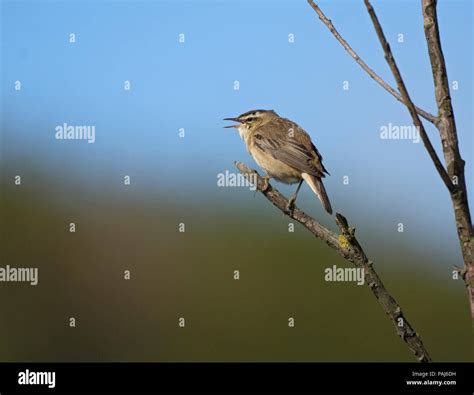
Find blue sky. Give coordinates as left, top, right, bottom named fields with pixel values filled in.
left=1, top=0, right=473, bottom=253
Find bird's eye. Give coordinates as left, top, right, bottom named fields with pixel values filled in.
left=246, top=117, right=254, bottom=123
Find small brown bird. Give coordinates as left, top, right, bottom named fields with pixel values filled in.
left=224, top=109, right=333, bottom=214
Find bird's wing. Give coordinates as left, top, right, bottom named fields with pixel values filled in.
left=311, top=142, right=330, bottom=176
left=252, top=121, right=327, bottom=178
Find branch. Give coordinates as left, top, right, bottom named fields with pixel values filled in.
left=363, top=0, right=455, bottom=193
left=306, top=0, right=438, bottom=125
left=235, top=161, right=432, bottom=362
left=421, top=0, right=474, bottom=320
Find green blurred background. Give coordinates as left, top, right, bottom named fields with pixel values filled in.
left=0, top=162, right=472, bottom=362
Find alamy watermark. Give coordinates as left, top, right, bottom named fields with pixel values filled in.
left=380, top=123, right=420, bottom=143
left=18, top=369, right=55, bottom=389
left=217, top=170, right=257, bottom=191
left=324, top=265, right=364, bottom=285
left=55, top=123, right=95, bottom=143
left=0, top=265, right=38, bottom=285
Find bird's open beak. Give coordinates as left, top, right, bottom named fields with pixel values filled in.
left=223, top=117, right=242, bottom=128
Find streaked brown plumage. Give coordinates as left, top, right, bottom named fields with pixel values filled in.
left=224, top=109, right=333, bottom=214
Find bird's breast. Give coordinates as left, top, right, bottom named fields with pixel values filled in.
left=248, top=141, right=301, bottom=184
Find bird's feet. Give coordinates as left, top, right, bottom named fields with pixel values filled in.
left=285, top=195, right=297, bottom=215
left=259, top=176, right=271, bottom=192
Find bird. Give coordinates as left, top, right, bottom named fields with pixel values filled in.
left=224, top=109, right=333, bottom=214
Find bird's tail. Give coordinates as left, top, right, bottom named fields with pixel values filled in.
left=301, top=173, right=333, bottom=215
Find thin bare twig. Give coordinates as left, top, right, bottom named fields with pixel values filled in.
left=421, top=0, right=474, bottom=319
left=235, top=161, right=432, bottom=362
left=363, top=0, right=454, bottom=194
left=306, top=0, right=438, bottom=125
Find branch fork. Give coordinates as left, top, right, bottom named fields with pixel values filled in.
left=307, top=0, right=473, bottom=323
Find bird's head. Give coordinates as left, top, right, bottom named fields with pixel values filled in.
left=223, top=109, right=278, bottom=131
